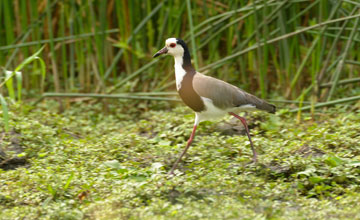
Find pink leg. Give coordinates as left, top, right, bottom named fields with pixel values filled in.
left=168, top=125, right=197, bottom=175
left=229, top=112, right=257, bottom=163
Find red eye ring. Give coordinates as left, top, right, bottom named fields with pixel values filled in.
left=170, top=43, right=176, bottom=48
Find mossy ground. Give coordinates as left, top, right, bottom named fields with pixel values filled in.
left=1, top=100, right=360, bottom=219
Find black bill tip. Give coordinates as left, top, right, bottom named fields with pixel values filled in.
left=153, top=47, right=168, bottom=58
left=153, top=53, right=161, bottom=58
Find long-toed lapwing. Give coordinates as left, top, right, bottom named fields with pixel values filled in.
left=153, top=38, right=275, bottom=174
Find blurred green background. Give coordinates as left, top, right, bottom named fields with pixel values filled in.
left=1, top=0, right=359, bottom=105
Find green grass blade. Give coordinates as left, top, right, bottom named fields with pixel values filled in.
left=3, top=0, right=15, bottom=45
left=108, top=59, right=159, bottom=93
left=327, top=11, right=360, bottom=101
left=41, top=92, right=181, bottom=102
left=104, top=1, right=164, bottom=79
left=289, top=38, right=319, bottom=91
left=15, top=71, right=22, bottom=101
left=0, top=46, right=45, bottom=89
left=0, top=29, right=120, bottom=51
left=63, top=172, right=74, bottom=191
left=15, top=45, right=45, bottom=72
left=320, top=77, right=360, bottom=88
left=5, top=71, right=15, bottom=100
left=37, top=57, right=47, bottom=93
left=0, top=93, right=9, bottom=132
left=186, top=0, right=198, bottom=69
left=200, top=13, right=360, bottom=71
left=316, top=6, right=358, bottom=86
left=290, top=95, right=360, bottom=112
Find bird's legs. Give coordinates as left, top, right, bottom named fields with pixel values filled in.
left=228, top=112, right=257, bottom=163
left=168, top=125, right=197, bottom=175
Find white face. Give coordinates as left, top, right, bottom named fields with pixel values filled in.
left=165, top=38, right=184, bottom=57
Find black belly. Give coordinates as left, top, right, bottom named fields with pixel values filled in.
left=178, top=73, right=205, bottom=112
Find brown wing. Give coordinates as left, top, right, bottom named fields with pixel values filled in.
left=193, top=73, right=275, bottom=113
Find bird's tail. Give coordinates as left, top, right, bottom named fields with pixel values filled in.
left=267, top=103, right=276, bottom=114
left=259, top=102, right=276, bottom=114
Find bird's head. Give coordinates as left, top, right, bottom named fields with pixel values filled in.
left=153, top=38, right=186, bottom=58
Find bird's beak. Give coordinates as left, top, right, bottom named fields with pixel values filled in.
left=153, top=47, right=168, bottom=58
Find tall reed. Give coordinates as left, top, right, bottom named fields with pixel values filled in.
left=0, top=0, right=359, bottom=107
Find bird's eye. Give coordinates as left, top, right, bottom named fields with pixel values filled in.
left=170, top=43, right=176, bottom=48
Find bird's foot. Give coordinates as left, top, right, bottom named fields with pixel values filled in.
left=252, top=155, right=258, bottom=163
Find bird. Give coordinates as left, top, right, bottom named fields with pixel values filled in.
left=153, top=38, right=276, bottom=175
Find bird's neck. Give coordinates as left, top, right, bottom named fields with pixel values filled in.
left=174, top=52, right=205, bottom=112
left=174, top=50, right=195, bottom=90
left=181, top=49, right=194, bottom=72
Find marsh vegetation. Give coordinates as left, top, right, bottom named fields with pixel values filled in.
left=1, top=0, right=360, bottom=219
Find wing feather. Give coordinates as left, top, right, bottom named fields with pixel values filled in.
left=193, top=73, right=275, bottom=113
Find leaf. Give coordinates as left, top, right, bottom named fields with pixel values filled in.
left=128, top=176, right=147, bottom=182
left=151, top=162, right=164, bottom=172
left=0, top=46, right=46, bottom=90
left=297, top=167, right=316, bottom=176
left=104, top=160, right=129, bottom=174
left=158, top=140, right=171, bottom=146
left=325, top=156, right=343, bottom=167
left=14, top=45, right=45, bottom=72
left=17, top=153, right=26, bottom=158
left=309, top=176, right=325, bottom=184
left=260, top=115, right=281, bottom=132
left=349, top=161, right=360, bottom=167
left=104, top=160, right=122, bottom=170
left=297, top=182, right=305, bottom=190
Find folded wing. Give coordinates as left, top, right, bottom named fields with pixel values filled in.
left=193, top=73, right=276, bottom=113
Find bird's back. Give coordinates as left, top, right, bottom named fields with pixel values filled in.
left=193, top=73, right=276, bottom=113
